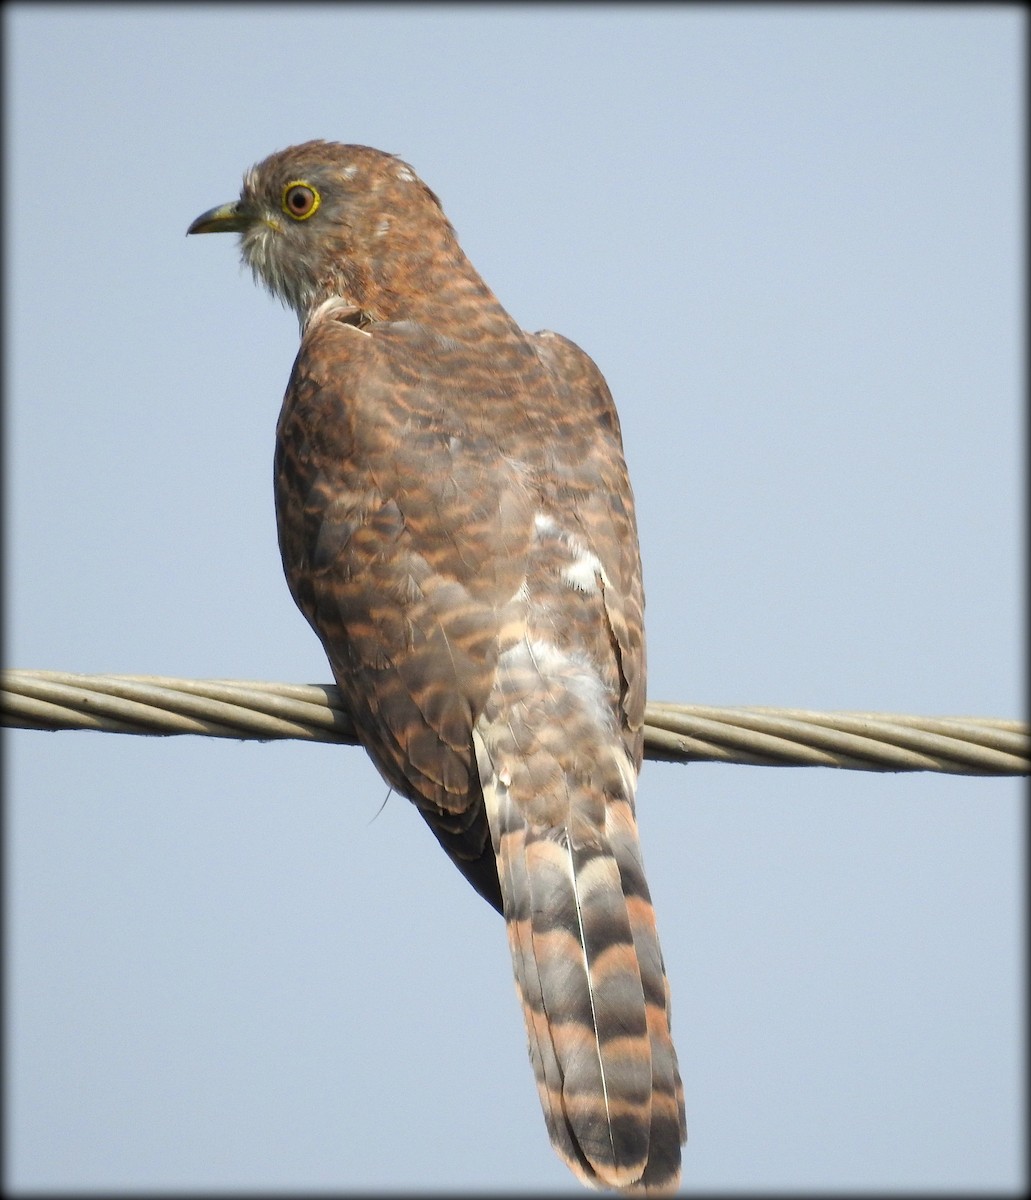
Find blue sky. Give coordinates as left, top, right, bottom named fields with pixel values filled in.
left=5, top=6, right=1023, bottom=1193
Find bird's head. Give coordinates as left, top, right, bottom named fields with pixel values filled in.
left=187, top=140, right=458, bottom=325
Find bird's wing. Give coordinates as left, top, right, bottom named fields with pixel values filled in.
left=530, top=329, right=647, bottom=751
left=274, top=309, right=533, bottom=910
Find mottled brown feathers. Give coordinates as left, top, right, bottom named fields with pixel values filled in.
left=189, top=141, right=685, bottom=1192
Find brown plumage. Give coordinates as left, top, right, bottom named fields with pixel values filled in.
left=187, top=140, right=686, bottom=1192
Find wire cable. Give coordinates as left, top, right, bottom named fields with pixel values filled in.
left=3, top=669, right=1025, bottom=775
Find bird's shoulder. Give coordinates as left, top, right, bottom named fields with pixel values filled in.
left=530, top=328, right=626, bottom=446
left=278, top=305, right=537, bottom=607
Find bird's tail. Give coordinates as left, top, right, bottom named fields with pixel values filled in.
left=474, top=728, right=685, bottom=1193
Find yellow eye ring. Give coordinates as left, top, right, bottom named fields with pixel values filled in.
left=281, top=181, right=321, bottom=221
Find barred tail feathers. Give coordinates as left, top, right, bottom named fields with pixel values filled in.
left=607, top=797, right=687, bottom=1191
left=474, top=727, right=684, bottom=1193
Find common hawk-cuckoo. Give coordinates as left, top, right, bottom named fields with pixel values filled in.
left=188, top=141, right=685, bottom=1193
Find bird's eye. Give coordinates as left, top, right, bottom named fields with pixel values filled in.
left=281, top=182, right=320, bottom=221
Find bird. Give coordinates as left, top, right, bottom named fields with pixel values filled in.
left=187, top=140, right=686, bottom=1192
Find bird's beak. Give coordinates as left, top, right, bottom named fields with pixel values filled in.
left=186, top=200, right=254, bottom=235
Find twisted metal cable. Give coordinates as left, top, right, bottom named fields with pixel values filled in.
left=2, top=669, right=1026, bottom=776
